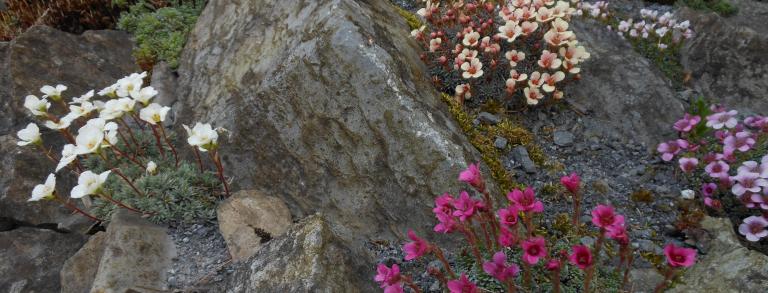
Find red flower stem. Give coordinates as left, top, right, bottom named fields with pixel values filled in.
left=522, top=261, right=532, bottom=291
left=192, top=146, right=204, bottom=172
left=465, top=224, right=485, bottom=267
left=584, top=229, right=605, bottom=293
left=506, top=279, right=517, bottom=293
left=479, top=221, right=493, bottom=251
left=37, top=144, right=59, bottom=164
left=653, top=267, right=676, bottom=293
left=404, top=278, right=423, bottom=293
left=427, top=267, right=449, bottom=289
left=130, top=112, right=146, bottom=131
left=97, top=191, right=143, bottom=214
left=572, top=190, right=581, bottom=226
left=59, top=129, right=76, bottom=144
left=116, top=128, right=134, bottom=154
left=524, top=213, right=534, bottom=237
left=117, top=117, right=142, bottom=156
left=482, top=189, right=500, bottom=246
left=149, top=125, right=166, bottom=158
left=54, top=195, right=102, bottom=222
left=551, top=268, right=561, bottom=293
left=158, top=125, right=179, bottom=168
left=432, top=245, right=456, bottom=279
left=110, top=146, right=145, bottom=170
left=209, top=149, right=231, bottom=197
left=622, top=252, right=635, bottom=291
left=112, top=168, right=144, bottom=197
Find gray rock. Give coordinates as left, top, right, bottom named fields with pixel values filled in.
left=669, top=217, right=768, bottom=293
left=0, top=227, right=86, bottom=293
left=213, top=215, right=375, bottom=292
left=580, top=236, right=596, bottom=246
left=570, top=20, right=685, bottom=147
left=494, top=136, right=508, bottom=149
left=60, top=232, right=107, bottom=293
left=680, top=8, right=768, bottom=114
left=512, top=146, right=537, bottom=174
left=553, top=130, right=575, bottom=147
left=477, top=112, right=501, bottom=125
left=150, top=62, right=179, bottom=125
left=629, top=268, right=664, bottom=293
left=217, top=190, right=293, bottom=261
left=636, top=239, right=663, bottom=254
left=90, top=210, right=176, bottom=292
left=175, top=0, right=490, bottom=248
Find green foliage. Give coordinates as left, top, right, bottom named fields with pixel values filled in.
left=117, top=0, right=205, bottom=69
left=680, top=0, right=738, bottom=16
left=86, top=129, right=221, bottom=223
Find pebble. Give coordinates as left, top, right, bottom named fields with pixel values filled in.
left=477, top=112, right=500, bottom=125
left=512, top=146, right=537, bottom=174
left=494, top=136, right=508, bottom=149
left=553, top=130, right=575, bottom=146
left=580, top=236, right=596, bottom=246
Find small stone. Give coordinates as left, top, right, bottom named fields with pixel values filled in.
left=580, top=236, right=596, bottom=246
left=553, top=130, right=575, bottom=146
left=512, top=146, right=537, bottom=174
left=494, top=136, right=508, bottom=149
left=477, top=112, right=501, bottom=125
left=589, top=144, right=602, bottom=151
left=637, top=239, right=662, bottom=254
left=429, top=280, right=441, bottom=292
left=182, top=237, right=189, bottom=243
left=218, top=190, right=293, bottom=261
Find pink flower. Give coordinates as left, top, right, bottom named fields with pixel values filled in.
left=433, top=193, right=455, bottom=216
left=738, top=216, right=768, bottom=242
left=606, top=224, right=630, bottom=245
left=591, top=205, right=625, bottom=229
left=459, top=163, right=485, bottom=191
left=498, top=225, right=517, bottom=247
left=521, top=237, right=547, bottom=265
left=724, top=131, right=755, bottom=153
left=482, top=251, right=520, bottom=282
left=704, top=161, right=730, bottom=178
left=703, top=197, right=721, bottom=208
left=663, top=243, right=697, bottom=268
left=673, top=114, right=701, bottom=132
left=452, top=191, right=485, bottom=221
left=383, top=285, right=404, bottom=293
left=434, top=211, right=458, bottom=234
left=737, top=161, right=768, bottom=178
left=706, top=110, right=738, bottom=129
left=507, top=187, right=544, bottom=213
left=403, top=230, right=430, bottom=260
left=560, top=172, right=581, bottom=194
left=498, top=206, right=519, bottom=227
left=375, top=263, right=402, bottom=288
left=447, top=274, right=479, bottom=293
left=657, top=139, right=689, bottom=161
left=731, top=172, right=768, bottom=196
left=568, top=245, right=593, bottom=270
left=678, top=157, right=699, bottom=173
left=545, top=259, right=561, bottom=271
left=701, top=183, right=717, bottom=197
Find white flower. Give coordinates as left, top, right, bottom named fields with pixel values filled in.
left=24, top=95, right=51, bottom=116
left=98, top=84, right=118, bottom=97
left=139, top=103, right=171, bottom=125
left=44, top=116, right=73, bottom=130
left=428, top=38, right=441, bottom=52
left=462, top=31, right=481, bottom=47
left=75, top=125, right=105, bottom=155
left=70, top=170, right=111, bottom=199
left=130, top=86, right=158, bottom=105
left=68, top=101, right=97, bottom=119
left=29, top=174, right=56, bottom=201
left=16, top=123, right=41, bottom=146
left=99, top=98, right=134, bottom=120
left=115, top=72, right=147, bottom=98
left=681, top=189, right=695, bottom=200
left=82, top=118, right=118, bottom=148
left=40, top=84, right=67, bottom=101
left=460, top=58, right=484, bottom=79
left=655, top=26, right=669, bottom=37
left=146, top=161, right=157, bottom=174
left=71, top=90, right=95, bottom=104
left=56, top=144, right=78, bottom=172
left=183, top=122, right=219, bottom=151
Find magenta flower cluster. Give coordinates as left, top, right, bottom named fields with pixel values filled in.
left=374, top=163, right=696, bottom=292
left=658, top=105, right=768, bottom=242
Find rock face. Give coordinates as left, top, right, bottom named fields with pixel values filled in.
left=0, top=25, right=138, bottom=228
left=89, top=210, right=176, bottom=293
left=0, top=228, right=86, bottom=293
left=569, top=19, right=685, bottom=146
left=176, top=0, right=487, bottom=246
left=214, top=215, right=375, bottom=292
left=670, top=216, right=768, bottom=293
left=60, top=232, right=107, bottom=293
left=680, top=7, right=768, bottom=114
left=217, top=189, right=293, bottom=260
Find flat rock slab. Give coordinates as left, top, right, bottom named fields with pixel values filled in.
left=0, top=227, right=86, bottom=293
left=60, top=232, right=107, bottom=293
left=217, top=189, right=292, bottom=260
left=90, top=210, right=176, bottom=293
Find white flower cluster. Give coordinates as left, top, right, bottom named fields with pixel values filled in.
left=580, top=2, right=694, bottom=49
left=17, top=72, right=224, bottom=206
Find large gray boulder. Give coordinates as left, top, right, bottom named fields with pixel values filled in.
left=568, top=19, right=685, bottom=147
left=176, top=0, right=487, bottom=247
left=0, top=228, right=86, bottom=293
left=670, top=216, right=768, bottom=293
left=680, top=7, right=768, bottom=114
left=213, top=215, right=375, bottom=292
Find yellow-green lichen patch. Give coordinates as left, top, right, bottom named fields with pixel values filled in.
left=395, top=5, right=423, bottom=31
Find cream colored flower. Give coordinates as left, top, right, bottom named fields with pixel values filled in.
left=40, top=84, right=67, bottom=101
left=70, top=170, right=111, bottom=199
left=184, top=122, right=219, bottom=151
left=56, top=144, right=78, bottom=172
left=17, top=123, right=41, bottom=146
left=462, top=31, right=480, bottom=47
left=29, top=174, right=56, bottom=201
left=130, top=86, right=158, bottom=106
left=139, top=103, right=171, bottom=125
left=460, top=58, right=484, bottom=79
left=24, top=95, right=50, bottom=116
left=524, top=86, right=544, bottom=105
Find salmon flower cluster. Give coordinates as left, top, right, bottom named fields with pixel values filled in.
left=374, top=163, right=694, bottom=292
left=658, top=103, right=768, bottom=243
left=17, top=73, right=231, bottom=222
left=411, top=0, right=590, bottom=106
